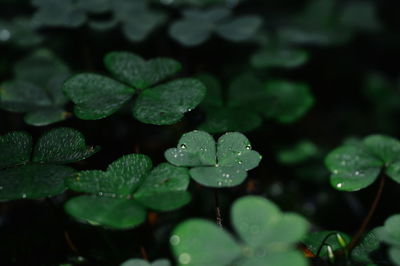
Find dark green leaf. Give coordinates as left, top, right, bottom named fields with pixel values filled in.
left=132, top=78, right=206, bottom=125
left=190, top=166, right=247, bottom=187
left=24, top=107, right=69, bottom=126
left=376, top=215, right=400, bottom=265
left=63, top=73, right=135, bottom=120
left=67, top=154, right=152, bottom=196
left=33, top=127, right=98, bottom=164
left=134, top=163, right=191, bottom=211
left=0, top=131, right=32, bottom=169
left=65, top=196, right=147, bottom=229
left=251, top=48, right=309, bottom=69
left=352, top=229, right=380, bottom=264
left=216, top=16, right=262, bottom=42
left=104, top=51, right=181, bottom=89
left=303, top=231, right=351, bottom=258
left=0, top=164, right=74, bottom=200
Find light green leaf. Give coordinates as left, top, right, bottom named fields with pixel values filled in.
left=121, top=259, right=171, bottom=266
left=376, top=215, right=400, bottom=265
left=65, top=196, right=147, bottom=229
left=67, top=154, right=152, bottom=196
left=239, top=251, right=307, bottom=266
left=216, top=16, right=262, bottom=42
left=134, top=163, right=190, bottom=211
left=0, top=164, right=74, bottom=200
left=32, top=127, right=99, bottom=164
left=232, top=196, right=308, bottom=247
left=132, top=78, right=206, bottom=125
left=325, top=145, right=382, bottom=191
left=122, top=12, right=167, bottom=42
left=190, top=166, right=247, bottom=187
left=104, top=51, right=181, bottom=89
left=63, top=73, right=135, bottom=120
left=170, top=219, right=242, bottom=266
left=169, top=19, right=212, bottom=46
left=0, top=131, right=32, bottom=169
left=165, top=130, right=216, bottom=166
left=217, top=132, right=262, bottom=170
left=363, top=135, right=400, bottom=165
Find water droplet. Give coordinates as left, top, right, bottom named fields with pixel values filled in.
left=0, top=186, right=3, bottom=190
left=238, top=160, right=243, bottom=165
left=180, top=144, right=187, bottom=149
left=237, top=152, right=242, bottom=156
left=225, top=174, right=230, bottom=178
left=217, top=181, right=223, bottom=186
left=246, top=144, right=251, bottom=150
left=355, top=171, right=360, bottom=176
left=215, top=163, right=219, bottom=167
left=173, top=154, right=177, bottom=158
left=22, top=193, right=27, bottom=199
left=98, top=192, right=103, bottom=196
left=337, top=183, right=343, bottom=188
left=340, top=161, right=347, bottom=166
left=179, top=253, right=191, bottom=264
left=333, top=169, right=339, bottom=174
left=187, top=108, right=192, bottom=112
left=170, top=235, right=180, bottom=245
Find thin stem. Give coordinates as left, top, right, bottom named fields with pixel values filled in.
left=346, top=175, right=386, bottom=251
left=214, top=190, right=223, bottom=227
left=140, top=246, right=149, bottom=261
left=64, top=231, right=80, bottom=254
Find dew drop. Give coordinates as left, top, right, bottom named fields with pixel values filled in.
left=237, top=152, right=242, bottom=156
left=246, top=144, right=251, bottom=150
left=98, top=192, right=103, bottom=196
left=238, top=160, right=243, bottom=165
left=22, top=193, right=27, bottom=199
left=355, top=171, right=360, bottom=176
left=0, top=29, right=11, bottom=41
left=217, top=181, right=223, bottom=186
left=337, top=183, right=343, bottom=188
left=179, top=253, right=192, bottom=264
left=180, top=144, right=187, bottom=149
left=333, top=169, right=338, bottom=174
left=0, top=186, right=3, bottom=190
left=170, top=235, right=180, bottom=246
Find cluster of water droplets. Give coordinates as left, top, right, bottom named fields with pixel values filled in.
left=169, top=234, right=192, bottom=264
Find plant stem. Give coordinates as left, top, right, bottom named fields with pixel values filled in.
left=346, top=175, right=386, bottom=251
left=140, top=246, right=149, bottom=261
left=214, top=190, right=223, bottom=227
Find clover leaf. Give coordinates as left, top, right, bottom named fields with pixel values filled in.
left=351, top=229, right=380, bottom=265
left=170, top=196, right=309, bottom=266
left=165, top=130, right=261, bottom=187
left=63, top=51, right=206, bottom=125
left=0, top=128, right=98, bottom=201
left=325, top=134, right=400, bottom=191
left=65, top=154, right=191, bottom=229
left=197, top=74, right=314, bottom=133
left=376, top=214, right=400, bottom=265
left=121, top=258, right=170, bottom=266
left=250, top=46, right=309, bottom=69
left=0, top=49, right=71, bottom=126
left=169, top=7, right=262, bottom=46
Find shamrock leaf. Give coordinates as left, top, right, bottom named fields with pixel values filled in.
left=165, top=130, right=261, bottom=187
left=197, top=74, right=314, bottom=133
left=170, top=196, right=309, bottom=266
left=250, top=46, right=309, bottom=69
left=169, top=7, right=262, bottom=46
left=325, top=134, right=400, bottom=191
left=277, top=140, right=319, bottom=165
left=63, top=51, right=206, bottom=125
left=0, top=128, right=98, bottom=200
left=351, top=229, right=380, bottom=265
left=0, top=49, right=71, bottom=126
left=66, top=154, right=191, bottom=229
left=376, top=214, right=400, bottom=265
left=121, top=258, right=170, bottom=266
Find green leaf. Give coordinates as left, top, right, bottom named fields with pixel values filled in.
left=121, top=259, right=171, bottom=266
left=217, top=132, right=262, bottom=170
left=24, top=107, right=69, bottom=126
left=227, top=74, right=267, bottom=109
left=325, top=145, right=382, bottom=191
left=169, top=19, right=212, bottom=46
left=132, top=78, right=206, bottom=125
left=134, top=163, right=191, bottom=211
left=251, top=48, right=309, bottom=69
left=277, top=140, right=319, bottom=165
left=164, top=130, right=216, bottom=166
left=170, top=219, right=242, bottom=266
left=63, top=73, right=135, bottom=120
left=190, top=166, right=247, bottom=187
left=216, top=16, right=262, bottom=42
left=196, top=74, right=223, bottom=108
left=32, top=128, right=99, bottom=164
left=0, top=164, right=74, bottom=200
left=0, top=131, right=32, bottom=169
left=104, top=51, right=181, bottom=89
left=262, top=80, right=314, bottom=123
left=376, top=214, right=400, bottom=265
left=232, top=196, right=308, bottom=247
left=165, top=130, right=261, bottom=187
left=65, top=196, right=147, bottom=229
left=170, top=196, right=309, bottom=266
left=303, top=231, right=351, bottom=258
left=363, top=135, right=400, bottom=165
left=67, top=154, right=152, bottom=196
left=122, top=12, right=167, bottom=42
left=352, top=229, right=380, bottom=264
